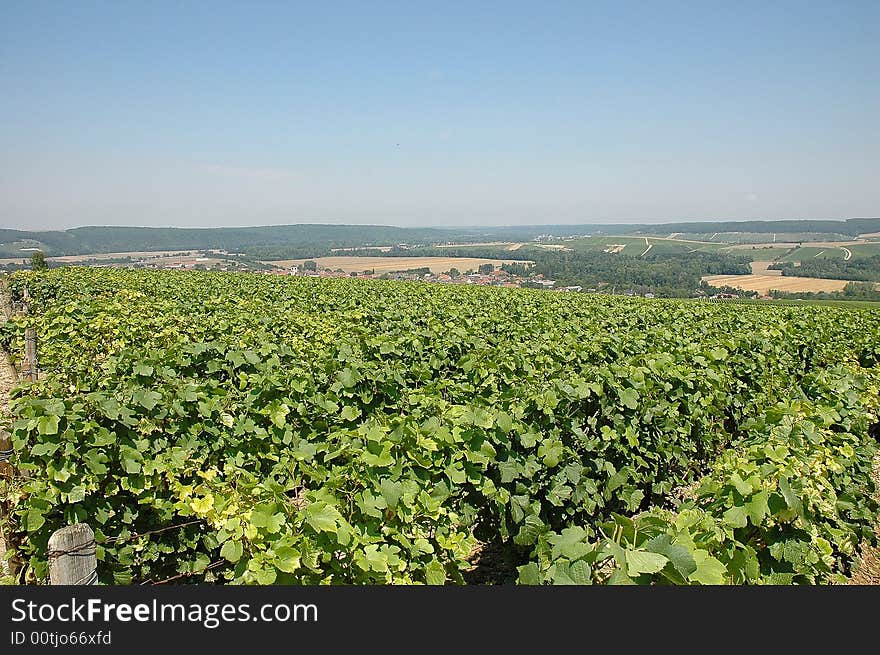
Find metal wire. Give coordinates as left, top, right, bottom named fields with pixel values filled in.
left=74, top=569, right=99, bottom=586
left=101, top=519, right=204, bottom=544
left=47, top=539, right=96, bottom=560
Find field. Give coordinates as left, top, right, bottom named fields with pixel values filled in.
left=731, top=246, right=796, bottom=262
left=845, top=242, right=880, bottom=259
left=564, top=236, right=723, bottom=256
left=433, top=242, right=519, bottom=249
left=0, top=250, right=203, bottom=266
left=725, top=240, right=880, bottom=262
left=748, top=262, right=781, bottom=275
left=1, top=269, right=879, bottom=586
left=702, top=274, right=866, bottom=294
left=773, top=247, right=848, bottom=262
left=675, top=232, right=855, bottom=244
left=264, top=256, right=532, bottom=273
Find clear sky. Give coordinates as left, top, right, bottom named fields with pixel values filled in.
left=1, top=1, right=878, bottom=230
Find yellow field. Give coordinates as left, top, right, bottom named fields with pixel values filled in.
left=434, top=242, right=516, bottom=248
left=702, top=274, right=874, bottom=294
left=535, top=244, right=572, bottom=251
left=265, top=256, right=532, bottom=274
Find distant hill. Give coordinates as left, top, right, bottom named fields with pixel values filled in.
left=0, top=225, right=470, bottom=259
left=1, top=217, right=878, bottom=259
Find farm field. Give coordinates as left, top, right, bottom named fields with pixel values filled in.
left=1, top=268, right=879, bottom=586
left=0, top=250, right=202, bottom=266
left=732, top=247, right=796, bottom=262
left=726, top=240, right=880, bottom=261
left=559, top=235, right=726, bottom=257
left=773, top=247, right=848, bottom=262
left=433, top=242, right=519, bottom=249
left=679, top=232, right=855, bottom=244
left=845, top=242, right=880, bottom=259
left=748, top=262, right=782, bottom=275
left=702, top=274, right=869, bottom=295
left=263, top=256, right=532, bottom=273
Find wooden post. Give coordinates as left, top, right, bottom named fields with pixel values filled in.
left=24, top=328, right=37, bottom=381
left=48, top=524, right=97, bottom=585
left=0, top=429, right=11, bottom=480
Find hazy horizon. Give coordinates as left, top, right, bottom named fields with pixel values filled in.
left=3, top=214, right=878, bottom=235
left=2, top=1, right=878, bottom=231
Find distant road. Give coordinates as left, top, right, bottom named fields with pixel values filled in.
left=841, top=247, right=853, bottom=261
left=640, top=238, right=653, bottom=257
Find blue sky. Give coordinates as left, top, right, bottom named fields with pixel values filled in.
left=1, top=1, right=877, bottom=230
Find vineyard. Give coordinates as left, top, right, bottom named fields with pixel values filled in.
left=1, top=268, right=879, bottom=585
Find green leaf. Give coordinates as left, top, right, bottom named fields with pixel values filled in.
left=338, top=368, right=358, bottom=388
left=568, top=560, right=592, bottom=584
left=517, top=563, right=541, bottom=585
left=30, top=442, right=59, bottom=457
left=27, top=509, right=46, bottom=532
left=425, top=560, right=446, bottom=585
left=688, top=551, right=727, bottom=585
left=133, top=364, right=154, bottom=376
left=305, top=502, right=338, bottom=533
left=133, top=389, right=162, bottom=410
left=729, top=546, right=760, bottom=582
left=519, top=431, right=539, bottom=449
left=254, top=567, right=277, bottom=584
left=513, top=514, right=547, bottom=546
left=273, top=546, right=301, bottom=573
left=645, top=534, right=696, bottom=578
left=379, top=479, right=403, bottom=509
left=495, top=411, right=513, bottom=433
left=250, top=506, right=285, bottom=534
left=547, top=527, right=591, bottom=560
left=606, top=569, right=636, bottom=585
left=37, top=415, right=60, bottom=435
left=220, top=540, right=243, bottom=563
left=549, top=562, right=578, bottom=585
left=538, top=439, right=563, bottom=468
left=67, top=485, right=87, bottom=503
left=445, top=465, right=466, bottom=485
left=625, top=549, right=668, bottom=575
left=778, top=477, right=803, bottom=516
left=619, top=388, right=639, bottom=410
left=708, top=347, right=728, bottom=361
left=363, top=445, right=394, bottom=467
left=722, top=506, right=748, bottom=529
left=340, top=405, right=360, bottom=421
left=249, top=507, right=272, bottom=528
left=729, top=473, right=753, bottom=496
left=745, top=490, right=769, bottom=525
left=120, top=447, right=143, bottom=474
left=268, top=402, right=289, bottom=428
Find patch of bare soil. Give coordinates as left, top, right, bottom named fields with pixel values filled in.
left=846, top=453, right=880, bottom=585
left=0, top=283, right=18, bottom=578
left=463, top=540, right=520, bottom=585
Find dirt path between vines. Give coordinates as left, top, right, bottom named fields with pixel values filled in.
left=0, top=306, right=18, bottom=414
left=0, top=282, right=19, bottom=578
left=847, top=454, right=880, bottom=584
